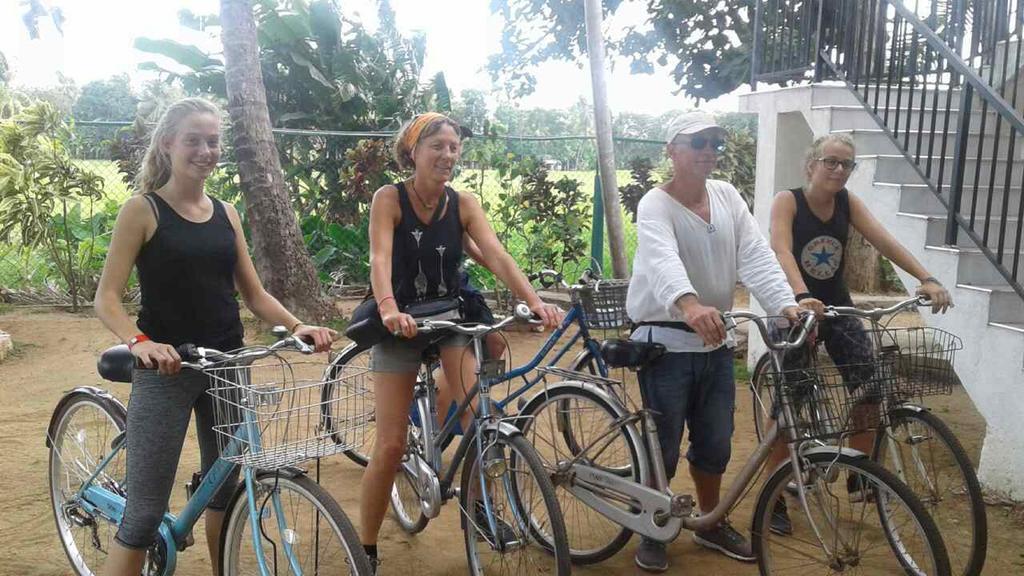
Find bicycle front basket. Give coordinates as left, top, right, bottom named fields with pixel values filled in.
left=571, top=279, right=631, bottom=329
left=206, top=353, right=372, bottom=469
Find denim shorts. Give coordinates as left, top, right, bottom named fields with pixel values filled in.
left=370, top=333, right=472, bottom=373
left=638, top=345, right=736, bottom=477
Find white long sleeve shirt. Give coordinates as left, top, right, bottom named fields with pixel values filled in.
left=626, top=181, right=797, bottom=352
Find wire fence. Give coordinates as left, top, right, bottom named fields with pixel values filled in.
left=0, top=118, right=753, bottom=307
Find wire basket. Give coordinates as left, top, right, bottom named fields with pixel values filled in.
left=571, top=279, right=631, bottom=329
left=765, top=358, right=897, bottom=444
left=876, top=326, right=962, bottom=398
left=206, top=353, right=372, bottom=469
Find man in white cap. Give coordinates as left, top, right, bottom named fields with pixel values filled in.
left=626, top=111, right=800, bottom=572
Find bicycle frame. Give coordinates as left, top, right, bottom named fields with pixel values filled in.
left=69, top=382, right=306, bottom=576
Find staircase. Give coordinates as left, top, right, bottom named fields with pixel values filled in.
left=746, top=0, right=1024, bottom=498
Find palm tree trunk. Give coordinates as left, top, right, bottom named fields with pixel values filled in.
left=220, top=0, right=329, bottom=321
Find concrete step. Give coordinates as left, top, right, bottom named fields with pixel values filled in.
left=836, top=127, right=1024, bottom=160
left=892, top=181, right=1024, bottom=216
left=817, top=104, right=1003, bottom=131
left=916, top=211, right=1024, bottom=248
left=957, top=282, right=1024, bottom=324
left=953, top=246, right=1024, bottom=285
left=871, top=154, right=1024, bottom=187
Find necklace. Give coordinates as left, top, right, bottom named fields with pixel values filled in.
left=409, top=180, right=438, bottom=210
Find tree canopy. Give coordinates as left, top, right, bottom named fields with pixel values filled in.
left=488, top=0, right=755, bottom=102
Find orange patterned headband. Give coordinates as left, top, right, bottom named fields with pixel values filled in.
left=401, top=112, right=448, bottom=152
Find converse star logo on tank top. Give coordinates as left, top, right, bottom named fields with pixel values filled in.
left=800, top=235, right=843, bottom=280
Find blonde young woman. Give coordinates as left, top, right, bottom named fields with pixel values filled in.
left=93, top=98, right=335, bottom=575
left=764, top=133, right=952, bottom=534
left=358, top=112, right=562, bottom=571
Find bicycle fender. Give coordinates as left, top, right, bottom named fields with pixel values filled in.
left=479, top=419, right=524, bottom=440
left=890, top=403, right=928, bottom=413
left=45, top=386, right=127, bottom=448
left=518, top=381, right=631, bottom=422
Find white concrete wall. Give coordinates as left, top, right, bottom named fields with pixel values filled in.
left=739, top=84, right=1024, bottom=498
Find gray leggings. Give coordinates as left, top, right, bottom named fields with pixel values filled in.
left=114, top=368, right=239, bottom=550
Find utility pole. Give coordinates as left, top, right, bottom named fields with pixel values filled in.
left=583, top=0, right=629, bottom=278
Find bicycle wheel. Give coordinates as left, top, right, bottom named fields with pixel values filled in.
left=323, top=342, right=377, bottom=466
left=874, top=407, right=986, bottom=576
left=390, top=425, right=429, bottom=534
left=517, top=384, right=644, bottom=564
left=752, top=451, right=951, bottom=576
left=48, top=390, right=127, bottom=576
left=460, top=432, right=571, bottom=576
left=220, top=470, right=373, bottom=575
left=570, top=349, right=642, bottom=409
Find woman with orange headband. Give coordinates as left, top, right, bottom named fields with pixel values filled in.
left=358, top=112, right=562, bottom=571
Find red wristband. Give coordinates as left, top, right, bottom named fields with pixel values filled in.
left=128, top=334, right=150, bottom=349
left=377, top=295, right=396, bottom=307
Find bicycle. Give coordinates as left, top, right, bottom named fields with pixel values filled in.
left=515, top=310, right=953, bottom=575
left=321, top=266, right=630, bottom=467
left=377, top=304, right=572, bottom=575
left=749, top=296, right=985, bottom=576
left=47, top=328, right=373, bottom=576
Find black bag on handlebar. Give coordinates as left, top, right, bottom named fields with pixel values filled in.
left=345, top=296, right=464, bottom=348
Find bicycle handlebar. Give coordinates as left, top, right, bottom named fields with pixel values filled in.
left=825, top=295, right=929, bottom=320
left=178, top=329, right=315, bottom=370
left=725, top=309, right=818, bottom=351
left=417, top=302, right=540, bottom=336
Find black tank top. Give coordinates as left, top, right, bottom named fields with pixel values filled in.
left=390, top=182, right=463, bottom=306
left=790, top=187, right=853, bottom=306
left=136, top=193, right=244, bottom=349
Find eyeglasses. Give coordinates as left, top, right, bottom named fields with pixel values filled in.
left=674, top=135, right=727, bottom=153
left=816, top=157, right=857, bottom=172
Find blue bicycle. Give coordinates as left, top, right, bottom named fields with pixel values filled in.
left=47, top=329, right=372, bottom=575
left=321, top=267, right=629, bottom=468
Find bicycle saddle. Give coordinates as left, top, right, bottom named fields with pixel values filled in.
left=599, top=339, right=665, bottom=369
left=97, top=344, right=134, bottom=383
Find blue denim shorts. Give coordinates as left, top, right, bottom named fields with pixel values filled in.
left=638, top=345, right=736, bottom=477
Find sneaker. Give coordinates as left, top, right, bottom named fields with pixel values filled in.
left=847, top=473, right=874, bottom=503
left=693, top=520, right=756, bottom=562
left=770, top=498, right=793, bottom=536
left=473, top=500, right=521, bottom=550
left=634, top=537, right=669, bottom=573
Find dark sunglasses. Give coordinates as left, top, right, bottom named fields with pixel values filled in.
left=675, top=135, right=727, bottom=153
left=816, top=157, right=857, bottom=171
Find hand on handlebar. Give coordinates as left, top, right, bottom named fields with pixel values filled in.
left=292, top=324, right=337, bottom=352
left=680, top=296, right=727, bottom=347
left=382, top=309, right=418, bottom=339
left=916, top=281, right=952, bottom=314
left=131, top=340, right=182, bottom=375
left=797, top=296, right=826, bottom=318
left=529, top=301, right=564, bottom=330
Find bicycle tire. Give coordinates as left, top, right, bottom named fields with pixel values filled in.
left=460, top=432, right=571, bottom=576
left=323, top=342, right=376, bottom=467
left=219, top=470, right=373, bottom=576
left=751, top=351, right=774, bottom=442
left=875, top=407, right=987, bottom=576
left=389, top=425, right=429, bottom=534
left=48, top=390, right=128, bottom=576
left=516, top=384, right=644, bottom=564
left=752, top=451, right=951, bottom=576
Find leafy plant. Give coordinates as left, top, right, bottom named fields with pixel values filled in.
left=620, top=157, right=657, bottom=223
left=301, top=213, right=369, bottom=285
left=0, top=102, right=108, bottom=309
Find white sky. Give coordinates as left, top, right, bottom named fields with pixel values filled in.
left=0, top=0, right=743, bottom=117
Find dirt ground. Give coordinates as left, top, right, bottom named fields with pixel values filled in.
left=2, top=304, right=1023, bottom=575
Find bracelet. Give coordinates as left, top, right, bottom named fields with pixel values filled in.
left=289, top=321, right=304, bottom=333
left=794, top=292, right=814, bottom=302
left=127, top=334, right=150, bottom=349
left=377, top=295, right=396, bottom=307
left=923, top=276, right=942, bottom=286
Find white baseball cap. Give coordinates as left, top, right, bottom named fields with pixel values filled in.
left=664, top=111, right=724, bottom=144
